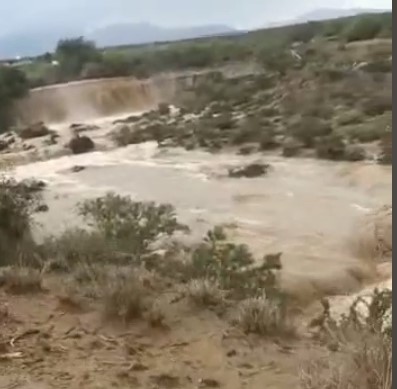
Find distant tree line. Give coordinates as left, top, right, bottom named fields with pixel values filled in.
left=0, top=12, right=391, bottom=133
left=23, top=12, right=391, bottom=88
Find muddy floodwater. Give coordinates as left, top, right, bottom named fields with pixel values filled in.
left=13, top=129, right=392, bottom=298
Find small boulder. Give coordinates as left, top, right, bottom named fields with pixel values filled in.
left=19, top=122, right=51, bottom=139
left=228, top=162, right=270, bottom=178
left=71, top=165, right=86, bottom=173
left=68, top=135, right=95, bottom=155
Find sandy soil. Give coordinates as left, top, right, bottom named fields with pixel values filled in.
left=0, top=275, right=323, bottom=389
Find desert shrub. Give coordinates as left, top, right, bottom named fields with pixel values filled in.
left=320, top=66, right=347, bottom=82
left=341, top=121, right=389, bottom=143
left=56, top=37, right=102, bottom=80
left=315, top=133, right=346, bottom=160
left=362, top=94, right=392, bottom=117
left=178, top=227, right=283, bottom=300
left=363, top=59, right=393, bottom=74
left=185, top=278, right=225, bottom=307
left=344, top=15, right=383, bottom=42
left=78, top=193, right=188, bottom=261
left=232, top=117, right=263, bottom=145
left=0, top=66, right=29, bottom=132
left=344, top=144, right=366, bottom=162
left=236, top=295, right=293, bottom=336
left=288, top=116, right=332, bottom=147
left=0, top=177, right=42, bottom=265
left=289, top=21, right=320, bottom=43
left=282, top=137, right=303, bottom=157
left=259, top=44, right=297, bottom=77
left=40, top=229, right=115, bottom=268
left=302, top=289, right=392, bottom=389
left=301, top=334, right=392, bottom=389
left=0, top=267, right=43, bottom=294
left=323, top=19, right=348, bottom=37
left=335, top=109, right=365, bottom=126
left=259, top=131, right=279, bottom=150
left=100, top=268, right=148, bottom=323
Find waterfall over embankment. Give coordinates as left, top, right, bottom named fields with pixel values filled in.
left=14, top=63, right=262, bottom=125
left=14, top=73, right=196, bottom=125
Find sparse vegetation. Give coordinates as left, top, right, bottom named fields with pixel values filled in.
left=236, top=295, right=293, bottom=336
left=185, top=278, right=225, bottom=307
left=0, top=177, right=43, bottom=265
left=302, top=289, right=392, bottom=389
left=0, top=66, right=29, bottom=132
left=0, top=267, right=43, bottom=294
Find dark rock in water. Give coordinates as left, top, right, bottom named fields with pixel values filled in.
left=22, top=143, right=35, bottom=151
left=23, top=179, right=46, bottom=192
left=19, top=122, right=51, bottom=139
left=7, top=136, right=16, bottom=145
left=35, top=204, right=49, bottom=213
left=0, top=140, right=8, bottom=152
left=158, top=102, right=171, bottom=116
left=71, top=165, right=86, bottom=173
left=228, top=163, right=270, bottom=178
left=68, top=135, right=95, bottom=154
left=238, top=145, right=256, bottom=155
left=198, top=378, right=221, bottom=388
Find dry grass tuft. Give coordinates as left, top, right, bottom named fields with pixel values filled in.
left=0, top=267, right=43, bottom=295
left=100, top=269, right=148, bottom=323
left=301, top=331, right=392, bottom=389
left=236, top=295, right=293, bottom=336
left=185, top=278, right=225, bottom=307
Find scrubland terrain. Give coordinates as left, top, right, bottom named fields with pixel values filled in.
left=0, top=12, right=392, bottom=389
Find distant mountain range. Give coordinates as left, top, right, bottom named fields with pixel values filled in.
left=0, top=24, right=237, bottom=59
left=0, top=8, right=390, bottom=59
left=87, top=23, right=237, bottom=48
left=267, top=7, right=390, bottom=28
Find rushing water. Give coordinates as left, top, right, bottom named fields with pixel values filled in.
left=13, top=132, right=392, bottom=299
left=9, top=72, right=392, bottom=302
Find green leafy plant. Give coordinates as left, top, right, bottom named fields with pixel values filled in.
left=78, top=193, right=189, bottom=261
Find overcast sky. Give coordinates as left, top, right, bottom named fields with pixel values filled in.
left=0, top=0, right=392, bottom=36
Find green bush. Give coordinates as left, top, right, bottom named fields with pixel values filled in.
left=344, top=15, right=383, bottom=42
left=302, top=289, right=392, bottom=389
left=315, top=133, right=346, bottom=160
left=362, top=94, right=392, bottom=117
left=288, top=116, right=332, bottom=147
left=56, top=37, right=102, bottom=80
left=78, top=193, right=188, bottom=260
left=0, top=178, right=42, bottom=265
left=181, top=227, right=283, bottom=300
left=341, top=119, right=390, bottom=143
left=0, top=66, right=29, bottom=132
